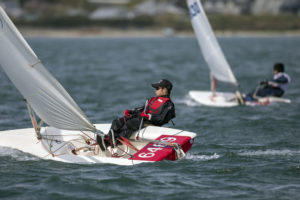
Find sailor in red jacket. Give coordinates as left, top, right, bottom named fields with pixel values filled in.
left=97, top=79, right=175, bottom=151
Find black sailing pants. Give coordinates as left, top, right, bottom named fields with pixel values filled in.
left=110, top=115, right=143, bottom=139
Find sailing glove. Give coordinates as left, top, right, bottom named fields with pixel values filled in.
left=260, top=80, right=268, bottom=85
left=140, top=111, right=151, bottom=120
left=124, top=109, right=131, bottom=117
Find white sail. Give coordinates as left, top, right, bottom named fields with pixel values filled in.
left=187, top=0, right=237, bottom=85
left=0, top=7, right=96, bottom=132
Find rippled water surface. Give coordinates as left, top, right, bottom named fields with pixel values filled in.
left=0, top=36, right=300, bottom=199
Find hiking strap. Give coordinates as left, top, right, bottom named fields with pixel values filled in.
left=118, top=137, right=139, bottom=152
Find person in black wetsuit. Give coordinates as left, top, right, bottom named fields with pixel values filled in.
left=245, top=63, right=291, bottom=102
left=97, top=79, right=175, bottom=151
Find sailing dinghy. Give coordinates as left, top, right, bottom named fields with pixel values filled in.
left=0, top=7, right=196, bottom=165
left=186, top=0, right=291, bottom=107
left=186, top=0, right=240, bottom=107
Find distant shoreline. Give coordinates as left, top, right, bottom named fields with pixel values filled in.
left=19, top=27, right=300, bottom=38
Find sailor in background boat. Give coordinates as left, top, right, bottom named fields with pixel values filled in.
left=97, top=79, right=176, bottom=151
left=245, top=63, right=291, bottom=102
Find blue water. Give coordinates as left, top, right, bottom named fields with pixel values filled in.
left=0, top=36, right=300, bottom=199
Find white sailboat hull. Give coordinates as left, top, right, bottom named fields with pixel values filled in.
left=189, top=91, right=238, bottom=107
left=0, top=124, right=197, bottom=165
left=189, top=90, right=291, bottom=107
left=246, top=96, right=291, bottom=106
left=259, top=97, right=291, bottom=104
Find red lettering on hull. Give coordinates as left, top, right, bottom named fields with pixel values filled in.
left=130, top=135, right=194, bottom=161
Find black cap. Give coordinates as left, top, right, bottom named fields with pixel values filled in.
left=274, top=62, right=285, bottom=72
left=151, top=79, right=173, bottom=91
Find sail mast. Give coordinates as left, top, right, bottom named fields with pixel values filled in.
left=210, top=73, right=217, bottom=97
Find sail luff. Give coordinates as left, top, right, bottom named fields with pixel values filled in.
left=0, top=7, right=96, bottom=132
left=187, top=0, right=238, bottom=85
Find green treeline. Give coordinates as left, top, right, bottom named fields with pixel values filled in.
left=210, top=14, right=300, bottom=31
left=14, top=14, right=300, bottom=32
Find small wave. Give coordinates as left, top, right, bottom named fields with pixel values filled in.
left=185, top=152, right=220, bottom=161
left=238, top=149, right=300, bottom=157
left=175, top=95, right=199, bottom=107
left=0, top=147, right=40, bottom=161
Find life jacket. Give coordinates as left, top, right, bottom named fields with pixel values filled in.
left=146, top=97, right=170, bottom=115
left=272, top=72, right=291, bottom=92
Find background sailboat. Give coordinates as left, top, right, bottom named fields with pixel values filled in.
left=0, top=7, right=196, bottom=165
left=186, top=0, right=242, bottom=107
left=186, top=0, right=291, bottom=107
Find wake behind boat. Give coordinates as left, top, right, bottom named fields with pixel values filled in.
left=0, top=7, right=196, bottom=165
left=186, top=0, right=291, bottom=107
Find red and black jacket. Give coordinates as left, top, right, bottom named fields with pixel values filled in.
left=131, top=95, right=175, bottom=126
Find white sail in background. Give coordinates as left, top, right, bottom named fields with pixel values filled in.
left=187, top=0, right=237, bottom=85
left=0, top=7, right=96, bottom=132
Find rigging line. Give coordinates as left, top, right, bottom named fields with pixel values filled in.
left=29, top=59, right=41, bottom=68
left=93, top=145, right=99, bottom=155
left=41, top=135, right=67, bottom=157
left=44, top=141, right=77, bottom=158
left=33, top=116, right=72, bottom=157
left=41, top=133, right=85, bottom=138
left=80, top=133, right=97, bottom=146
left=109, top=147, right=117, bottom=157
left=45, top=133, right=57, bottom=153
left=71, top=145, right=96, bottom=155
left=71, top=139, right=89, bottom=145
left=42, top=128, right=88, bottom=137
left=172, top=130, right=184, bottom=136
left=170, top=119, right=175, bottom=126
left=105, top=141, right=131, bottom=158
left=116, top=145, right=131, bottom=158
left=42, top=137, right=90, bottom=147
left=109, top=143, right=125, bottom=158
left=119, top=137, right=139, bottom=152
left=40, top=139, right=55, bottom=157
left=81, top=131, right=96, bottom=140
left=78, top=135, right=92, bottom=145
left=41, top=129, right=76, bottom=157
left=43, top=144, right=74, bottom=157
left=111, top=149, right=125, bottom=158
left=39, top=136, right=69, bottom=143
